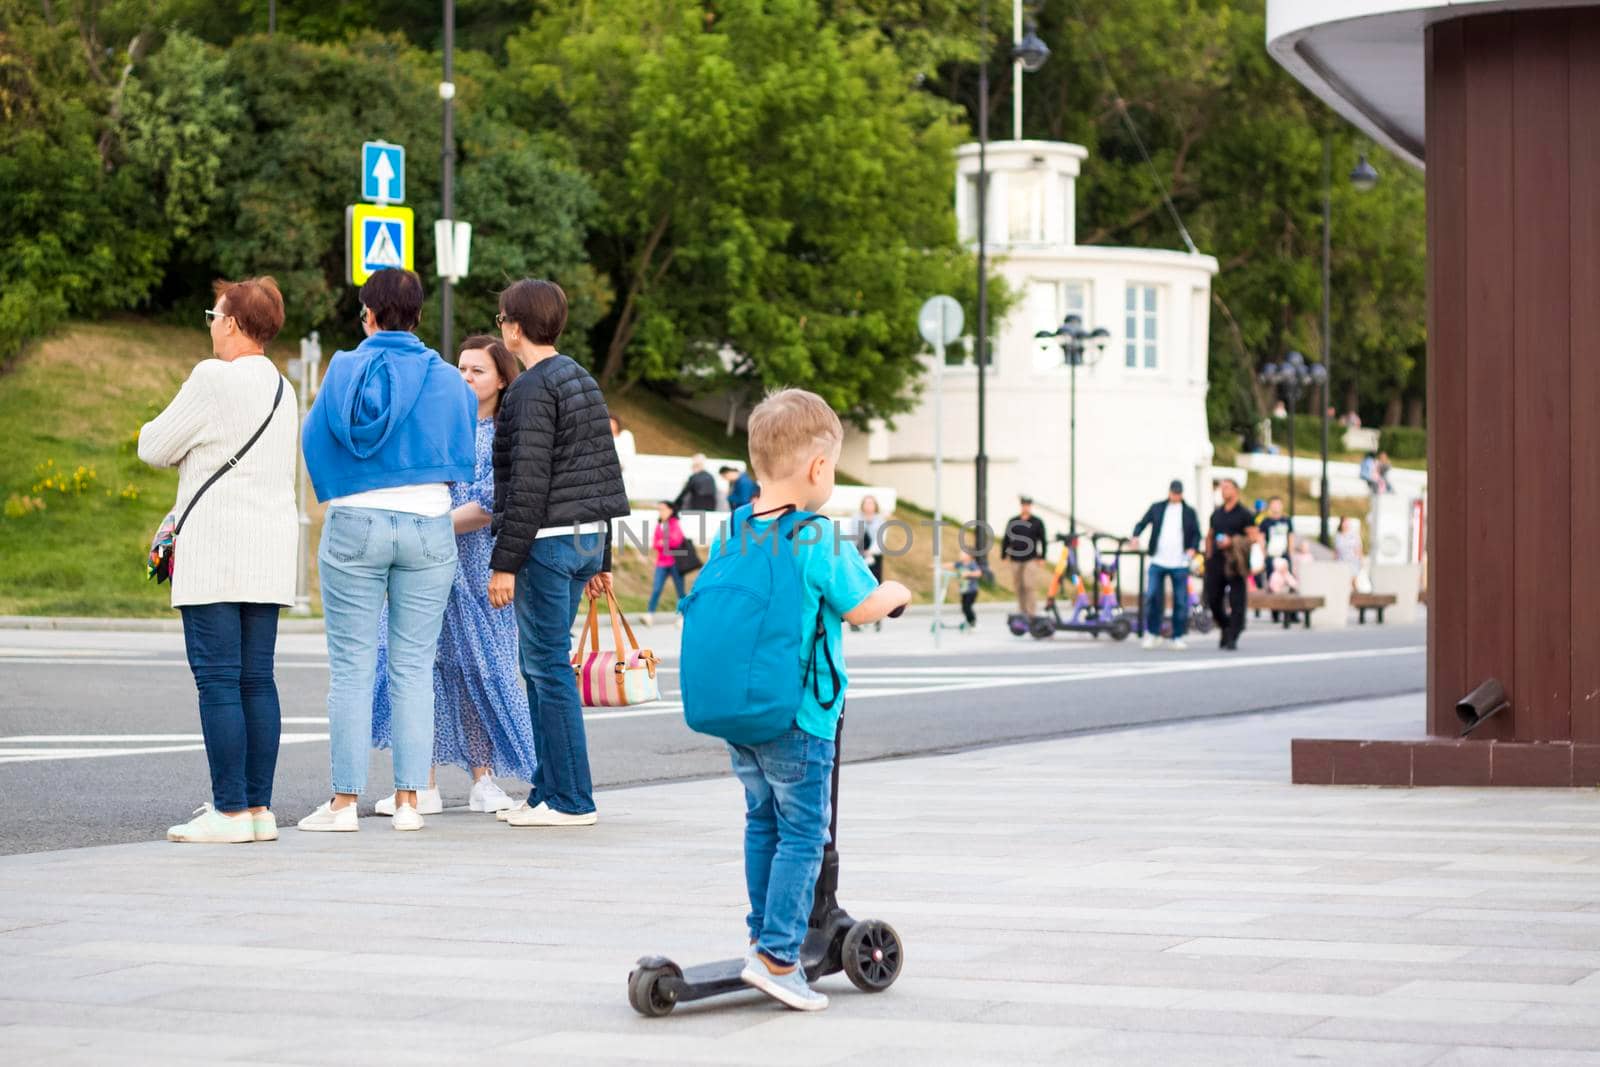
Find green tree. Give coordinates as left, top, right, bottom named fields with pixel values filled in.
left=513, top=0, right=987, bottom=426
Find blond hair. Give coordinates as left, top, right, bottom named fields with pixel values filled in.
left=746, top=388, right=843, bottom=482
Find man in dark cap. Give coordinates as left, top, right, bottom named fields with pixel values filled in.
left=1002, top=495, right=1048, bottom=618
left=1131, top=479, right=1200, bottom=650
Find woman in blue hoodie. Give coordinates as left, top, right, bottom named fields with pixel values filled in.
left=297, top=268, right=477, bottom=833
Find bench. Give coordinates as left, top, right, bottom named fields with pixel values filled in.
left=1350, top=592, right=1398, bottom=624
left=1247, top=591, right=1326, bottom=629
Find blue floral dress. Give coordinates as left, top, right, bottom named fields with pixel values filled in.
left=371, top=417, right=536, bottom=779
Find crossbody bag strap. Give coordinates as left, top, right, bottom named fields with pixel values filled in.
left=174, top=375, right=286, bottom=537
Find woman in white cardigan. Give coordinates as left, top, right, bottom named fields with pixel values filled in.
left=139, top=277, right=299, bottom=845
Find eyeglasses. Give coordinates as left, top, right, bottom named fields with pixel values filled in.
left=494, top=312, right=509, bottom=327
left=358, top=305, right=369, bottom=326
left=203, top=309, right=226, bottom=325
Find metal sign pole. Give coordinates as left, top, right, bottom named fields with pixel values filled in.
left=291, top=332, right=321, bottom=616
left=933, top=341, right=944, bottom=650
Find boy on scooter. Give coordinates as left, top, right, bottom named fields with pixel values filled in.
left=716, top=389, right=911, bottom=1011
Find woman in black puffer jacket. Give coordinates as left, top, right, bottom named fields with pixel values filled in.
left=486, top=279, right=630, bottom=827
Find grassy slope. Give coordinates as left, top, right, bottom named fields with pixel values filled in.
left=0, top=321, right=203, bottom=616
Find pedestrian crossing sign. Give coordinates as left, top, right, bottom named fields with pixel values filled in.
left=345, top=203, right=415, bottom=285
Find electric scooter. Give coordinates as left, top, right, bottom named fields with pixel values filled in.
left=1017, top=533, right=1140, bottom=641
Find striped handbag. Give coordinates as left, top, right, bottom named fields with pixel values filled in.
left=572, top=591, right=661, bottom=708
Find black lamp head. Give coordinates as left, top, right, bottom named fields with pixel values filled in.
left=1350, top=154, right=1379, bottom=191
left=1013, top=22, right=1050, bottom=74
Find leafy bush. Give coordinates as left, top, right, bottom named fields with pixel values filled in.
left=1269, top=415, right=1344, bottom=454
left=1379, top=426, right=1428, bottom=460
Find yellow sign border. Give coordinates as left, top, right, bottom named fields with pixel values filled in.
left=346, top=203, right=415, bottom=286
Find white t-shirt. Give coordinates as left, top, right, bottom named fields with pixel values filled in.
left=1152, top=502, right=1188, bottom=568
left=328, top=483, right=451, bottom=516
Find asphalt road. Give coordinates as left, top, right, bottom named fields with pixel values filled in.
left=0, top=614, right=1425, bottom=855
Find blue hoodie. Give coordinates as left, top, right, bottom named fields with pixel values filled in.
left=302, top=330, right=477, bottom=503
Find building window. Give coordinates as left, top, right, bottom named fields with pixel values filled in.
left=1007, top=170, right=1045, bottom=243
left=1125, top=284, right=1159, bottom=369
left=1031, top=281, right=1091, bottom=373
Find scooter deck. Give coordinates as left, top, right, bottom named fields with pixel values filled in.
left=664, top=957, right=749, bottom=1005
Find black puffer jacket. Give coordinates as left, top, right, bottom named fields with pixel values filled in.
left=490, top=354, right=630, bottom=574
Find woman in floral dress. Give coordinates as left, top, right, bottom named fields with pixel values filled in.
left=371, top=336, right=535, bottom=815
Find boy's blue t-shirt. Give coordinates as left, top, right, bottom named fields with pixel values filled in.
left=708, top=513, right=879, bottom=741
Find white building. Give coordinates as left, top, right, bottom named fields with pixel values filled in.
left=840, top=140, right=1220, bottom=540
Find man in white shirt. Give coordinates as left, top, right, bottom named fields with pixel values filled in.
left=1130, top=480, right=1201, bottom=650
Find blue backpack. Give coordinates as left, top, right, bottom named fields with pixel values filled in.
left=678, top=505, right=841, bottom=745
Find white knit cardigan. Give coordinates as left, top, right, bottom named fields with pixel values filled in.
left=139, top=355, right=299, bottom=608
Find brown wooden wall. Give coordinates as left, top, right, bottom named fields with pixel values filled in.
left=1426, top=9, right=1600, bottom=742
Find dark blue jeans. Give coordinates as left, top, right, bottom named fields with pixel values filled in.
left=1146, top=564, right=1190, bottom=639
left=513, top=533, right=604, bottom=815
left=179, top=602, right=282, bottom=812
left=647, top=564, right=684, bottom=613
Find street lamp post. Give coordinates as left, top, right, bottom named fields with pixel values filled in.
left=1260, top=351, right=1327, bottom=530
left=1036, top=315, right=1109, bottom=540
left=1318, top=143, right=1381, bottom=545
left=440, top=0, right=456, bottom=359
left=974, top=2, right=1050, bottom=532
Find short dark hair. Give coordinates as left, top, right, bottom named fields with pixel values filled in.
left=213, top=276, right=285, bottom=348
left=360, top=268, right=424, bottom=331
left=499, top=279, right=567, bottom=345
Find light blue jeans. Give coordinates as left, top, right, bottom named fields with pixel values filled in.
left=728, top=726, right=836, bottom=966
left=319, top=507, right=456, bottom=794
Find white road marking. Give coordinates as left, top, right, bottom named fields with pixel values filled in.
left=0, top=645, right=1424, bottom=758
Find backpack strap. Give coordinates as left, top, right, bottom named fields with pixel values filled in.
left=174, top=375, right=286, bottom=537
left=807, top=601, right=842, bottom=711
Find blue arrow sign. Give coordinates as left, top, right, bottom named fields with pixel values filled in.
left=361, top=141, right=405, bottom=204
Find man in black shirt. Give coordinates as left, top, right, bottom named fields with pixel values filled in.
left=673, top=453, right=720, bottom=513
left=1205, top=478, right=1257, bottom=650
left=1002, top=495, right=1048, bottom=618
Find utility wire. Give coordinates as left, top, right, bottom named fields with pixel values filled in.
left=1067, top=0, right=1200, bottom=256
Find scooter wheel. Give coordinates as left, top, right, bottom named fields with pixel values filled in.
left=842, top=919, right=903, bottom=993
left=627, top=962, right=681, bottom=1017
left=1109, top=616, right=1133, bottom=641
left=1028, top=617, right=1055, bottom=640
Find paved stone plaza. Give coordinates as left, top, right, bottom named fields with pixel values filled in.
left=2, top=695, right=1598, bottom=1065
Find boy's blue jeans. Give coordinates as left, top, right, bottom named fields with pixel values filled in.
left=728, top=725, right=836, bottom=967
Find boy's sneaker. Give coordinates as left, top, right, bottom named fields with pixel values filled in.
left=740, top=950, right=828, bottom=1012
left=166, top=804, right=254, bottom=844
left=375, top=787, right=443, bottom=816
left=506, top=802, right=597, bottom=827
left=469, top=777, right=515, bottom=813
left=297, top=801, right=358, bottom=832
left=1168, top=637, right=1189, bottom=651
left=252, top=810, right=278, bottom=842
left=1140, top=635, right=1163, bottom=651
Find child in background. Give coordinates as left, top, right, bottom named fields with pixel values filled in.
left=1267, top=556, right=1298, bottom=594
left=715, top=389, right=910, bottom=1011
left=957, top=551, right=982, bottom=629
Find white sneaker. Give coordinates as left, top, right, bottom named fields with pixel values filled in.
left=391, top=804, right=424, bottom=831
left=469, top=777, right=515, bottom=813
left=496, top=800, right=529, bottom=822
left=1140, top=635, right=1162, bottom=651
left=297, top=801, right=358, bottom=832
left=506, top=802, right=597, bottom=827
left=1168, top=638, right=1189, bottom=651
left=252, top=810, right=278, bottom=842
left=166, top=804, right=254, bottom=844
left=375, top=787, right=443, bottom=816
